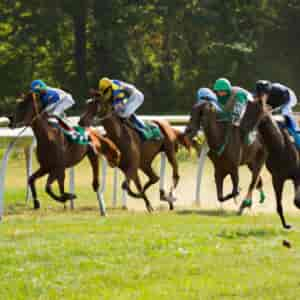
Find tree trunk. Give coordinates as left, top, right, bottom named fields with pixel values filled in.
left=72, top=0, right=88, bottom=102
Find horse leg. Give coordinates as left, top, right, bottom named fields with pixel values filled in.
left=215, top=170, right=225, bottom=203
left=239, top=161, right=264, bottom=214
left=273, top=176, right=290, bottom=229
left=57, top=169, right=77, bottom=201
left=28, top=168, right=48, bottom=209
left=221, top=170, right=239, bottom=202
left=132, top=174, right=154, bottom=213
left=87, top=150, right=99, bottom=192
left=294, top=180, right=300, bottom=209
left=141, top=165, right=160, bottom=194
left=164, top=147, right=180, bottom=206
left=45, top=171, right=72, bottom=203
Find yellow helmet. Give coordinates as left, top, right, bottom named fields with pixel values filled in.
left=98, top=77, right=113, bottom=102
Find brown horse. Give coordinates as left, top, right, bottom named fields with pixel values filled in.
left=185, top=101, right=267, bottom=212
left=240, top=98, right=300, bottom=229
left=12, top=92, right=120, bottom=214
left=80, top=91, right=190, bottom=212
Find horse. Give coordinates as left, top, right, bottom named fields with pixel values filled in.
left=79, top=90, right=191, bottom=212
left=185, top=101, right=267, bottom=212
left=240, top=98, right=300, bottom=229
left=11, top=92, right=120, bottom=214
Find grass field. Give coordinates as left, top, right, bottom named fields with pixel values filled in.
left=1, top=152, right=300, bottom=299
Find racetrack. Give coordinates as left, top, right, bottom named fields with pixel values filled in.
left=1, top=152, right=300, bottom=300
left=2, top=150, right=298, bottom=215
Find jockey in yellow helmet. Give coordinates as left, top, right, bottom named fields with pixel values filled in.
left=98, top=77, right=146, bottom=133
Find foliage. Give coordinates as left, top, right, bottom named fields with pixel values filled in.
left=0, top=1, right=299, bottom=114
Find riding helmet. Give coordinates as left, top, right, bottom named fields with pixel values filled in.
left=255, top=80, right=272, bottom=95
left=30, top=80, right=47, bottom=93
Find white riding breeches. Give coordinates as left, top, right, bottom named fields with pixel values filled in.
left=46, top=94, right=75, bottom=117
left=281, top=89, right=297, bottom=116
left=118, top=90, right=144, bottom=118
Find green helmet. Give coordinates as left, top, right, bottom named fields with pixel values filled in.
left=213, top=78, right=232, bottom=93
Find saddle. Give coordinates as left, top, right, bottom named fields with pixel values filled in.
left=48, top=116, right=101, bottom=153
left=123, top=116, right=163, bottom=141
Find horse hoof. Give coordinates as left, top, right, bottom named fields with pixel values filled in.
left=147, top=206, right=154, bottom=213
left=63, top=193, right=77, bottom=201
left=284, top=224, right=292, bottom=230
left=33, top=200, right=40, bottom=210
left=169, top=202, right=174, bottom=210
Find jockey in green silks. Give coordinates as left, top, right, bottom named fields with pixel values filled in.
left=213, top=78, right=265, bottom=208
left=213, top=78, right=253, bottom=125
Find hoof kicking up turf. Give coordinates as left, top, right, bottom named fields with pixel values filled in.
left=238, top=198, right=252, bottom=215
left=259, top=190, right=266, bottom=204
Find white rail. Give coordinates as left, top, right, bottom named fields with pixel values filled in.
left=0, top=115, right=208, bottom=219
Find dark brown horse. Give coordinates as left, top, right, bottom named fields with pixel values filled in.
left=240, top=98, right=300, bottom=229
left=12, top=92, right=120, bottom=214
left=80, top=92, right=190, bottom=212
left=185, top=102, right=267, bottom=212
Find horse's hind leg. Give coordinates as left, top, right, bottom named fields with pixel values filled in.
left=28, top=168, right=47, bottom=209
left=273, top=176, right=290, bottom=229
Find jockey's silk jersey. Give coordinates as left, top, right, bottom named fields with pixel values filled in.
left=40, top=87, right=68, bottom=107
left=267, top=83, right=290, bottom=109
left=111, top=80, right=135, bottom=106
left=217, top=86, right=250, bottom=109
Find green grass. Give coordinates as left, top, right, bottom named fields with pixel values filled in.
left=1, top=210, right=300, bottom=300
left=1, top=152, right=300, bottom=299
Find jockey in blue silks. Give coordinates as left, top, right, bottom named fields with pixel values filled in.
left=255, top=80, right=300, bottom=148
left=197, top=87, right=221, bottom=111
left=30, top=80, right=75, bottom=118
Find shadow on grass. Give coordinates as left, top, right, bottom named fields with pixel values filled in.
left=217, top=227, right=279, bottom=239
left=177, top=209, right=238, bottom=218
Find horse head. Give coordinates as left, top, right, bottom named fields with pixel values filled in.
left=240, top=98, right=269, bottom=136
left=185, top=101, right=216, bottom=139
left=79, top=89, right=113, bottom=127
left=12, top=92, right=41, bottom=128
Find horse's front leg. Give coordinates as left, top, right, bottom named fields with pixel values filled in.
left=28, top=168, right=48, bottom=209
left=45, top=170, right=75, bottom=203
left=273, top=176, right=290, bottom=229
left=215, top=169, right=225, bottom=203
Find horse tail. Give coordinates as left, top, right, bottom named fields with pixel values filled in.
left=153, top=120, right=191, bottom=152
left=89, top=129, right=121, bottom=167
left=172, top=128, right=192, bottom=151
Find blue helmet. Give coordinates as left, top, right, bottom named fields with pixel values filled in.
left=30, top=80, right=47, bottom=93
left=197, top=88, right=218, bottom=103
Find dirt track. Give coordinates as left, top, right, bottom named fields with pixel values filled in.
left=125, top=159, right=298, bottom=214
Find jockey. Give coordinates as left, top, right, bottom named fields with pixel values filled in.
left=196, top=87, right=221, bottom=110
left=213, top=78, right=253, bottom=124
left=30, top=79, right=75, bottom=118
left=98, top=77, right=146, bottom=133
left=254, top=80, right=300, bottom=147
left=197, top=88, right=218, bottom=103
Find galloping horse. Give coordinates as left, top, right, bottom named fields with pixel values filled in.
left=12, top=92, right=120, bottom=213
left=185, top=101, right=267, bottom=212
left=80, top=90, right=190, bottom=212
left=240, top=98, right=300, bottom=229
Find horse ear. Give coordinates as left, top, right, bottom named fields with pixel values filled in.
left=16, top=93, right=25, bottom=103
